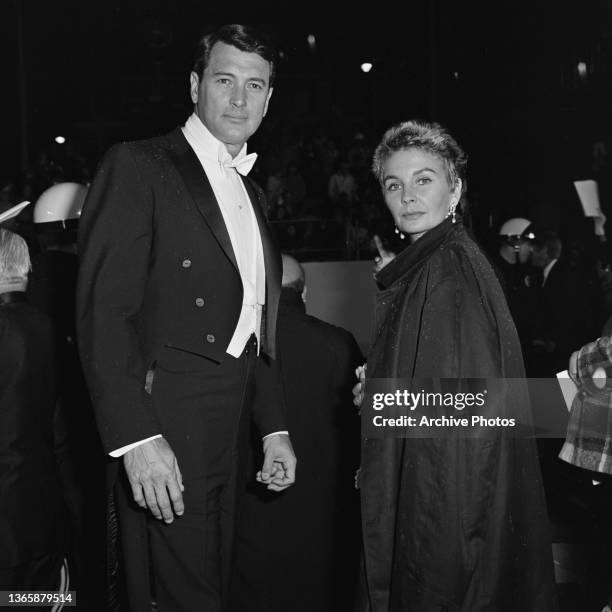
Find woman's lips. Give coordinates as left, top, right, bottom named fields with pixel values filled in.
left=401, top=212, right=425, bottom=220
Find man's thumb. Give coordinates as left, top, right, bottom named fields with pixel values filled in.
left=261, top=454, right=276, bottom=480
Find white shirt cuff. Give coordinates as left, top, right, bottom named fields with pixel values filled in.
left=262, top=430, right=289, bottom=441
left=109, top=434, right=163, bottom=457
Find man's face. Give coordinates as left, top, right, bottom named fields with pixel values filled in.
left=529, top=244, right=549, bottom=268
left=190, top=42, right=273, bottom=156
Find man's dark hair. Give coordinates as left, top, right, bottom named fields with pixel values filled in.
left=193, top=24, right=277, bottom=87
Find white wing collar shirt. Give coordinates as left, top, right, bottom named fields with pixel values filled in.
left=109, top=114, right=271, bottom=457
left=183, top=112, right=266, bottom=357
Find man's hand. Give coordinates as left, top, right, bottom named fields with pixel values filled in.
left=256, top=433, right=296, bottom=492
left=352, top=363, right=366, bottom=410
left=124, top=437, right=184, bottom=523
left=373, top=235, right=396, bottom=274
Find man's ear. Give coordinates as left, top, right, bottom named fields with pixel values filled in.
left=189, top=71, right=200, bottom=105
left=263, top=87, right=273, bottom=117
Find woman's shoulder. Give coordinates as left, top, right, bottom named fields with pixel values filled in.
left=430, top=228, right=498, bottom=292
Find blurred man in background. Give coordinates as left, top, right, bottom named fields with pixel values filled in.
left=27, top=183, right=105, bottom=610
left=529, top=229, right=595, bottom=376
left=233, top=254, right=363, bottom=612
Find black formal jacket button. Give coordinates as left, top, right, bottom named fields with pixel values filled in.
left=206, top=334, right=215, bottom=343
left=182, top=259, right=192, bottom=268
left=195, top=298, right=205, bottom=307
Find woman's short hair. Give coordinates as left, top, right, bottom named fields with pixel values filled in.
left=0, top=229, right=31, bottom=285
left=372, top=120, right=467, bottom=191
left=192, top=24, right=277, bottom=87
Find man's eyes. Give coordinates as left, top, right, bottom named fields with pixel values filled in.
left=215, top=79, right=264, bottom=91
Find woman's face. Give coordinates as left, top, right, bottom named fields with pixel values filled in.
left=382, top=148, right=460, bottom=242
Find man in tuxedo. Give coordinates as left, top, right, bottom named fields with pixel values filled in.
left=76, top=24, right=296, bottom=612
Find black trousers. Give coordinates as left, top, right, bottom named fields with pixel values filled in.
left=116, top=337, right=257, bottom=612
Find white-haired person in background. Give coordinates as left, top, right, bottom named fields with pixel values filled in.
left=0, top=228, right=68, bottom=595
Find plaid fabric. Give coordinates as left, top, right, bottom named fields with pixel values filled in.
left=559, top=335, right=612, bottom=475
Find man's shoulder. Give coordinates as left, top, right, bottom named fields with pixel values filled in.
left=300, top=312, right=359, bottom=351
left=101, top=128, right=184, bottom=168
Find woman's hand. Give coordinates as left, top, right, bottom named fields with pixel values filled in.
left=352, top=364, right=367, bottom=411
left=373, top=235, right=396, bottom=274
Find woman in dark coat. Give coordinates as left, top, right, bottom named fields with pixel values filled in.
left=358, top=121, right=558, bottom=611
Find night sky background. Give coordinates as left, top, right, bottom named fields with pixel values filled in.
left=2, top=1, right=611, bottom=239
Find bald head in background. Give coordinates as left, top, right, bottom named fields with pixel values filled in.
left=281, top=253, right=306, bottom=298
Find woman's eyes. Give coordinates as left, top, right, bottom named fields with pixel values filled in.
left=385, top=177, right=432, bottom=191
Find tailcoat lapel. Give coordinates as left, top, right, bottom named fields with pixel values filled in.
left=242, top=176, right=281, bottom=359
left=166, top=129, right=239, bottom=273
left=165, top=127, right=280, bottom=358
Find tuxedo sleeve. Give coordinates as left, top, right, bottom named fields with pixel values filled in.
left=252, top=342, right=288, bottom=437
left=76, top=143, right=162, bottom=454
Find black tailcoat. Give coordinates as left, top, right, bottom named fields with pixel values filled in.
left=77, top=128, right=285, bottom=453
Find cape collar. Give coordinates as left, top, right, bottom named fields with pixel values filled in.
left=376, top=217, right=460, bottom=290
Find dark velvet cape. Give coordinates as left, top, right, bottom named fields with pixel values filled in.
left=360, top=218, right=558, bottom=611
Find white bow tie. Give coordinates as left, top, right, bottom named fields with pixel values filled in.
left=219, top=150, right=258, bottom=176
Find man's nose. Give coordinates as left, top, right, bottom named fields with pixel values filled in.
left=230, top=87, right=247, bottom=108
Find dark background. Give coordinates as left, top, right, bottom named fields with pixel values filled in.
left=1, top=1, right=611, bottom=236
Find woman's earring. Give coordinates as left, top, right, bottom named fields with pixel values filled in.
left=448, top=201, right=457, bottom=224
left=394, top=226, right=406, bottom=239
